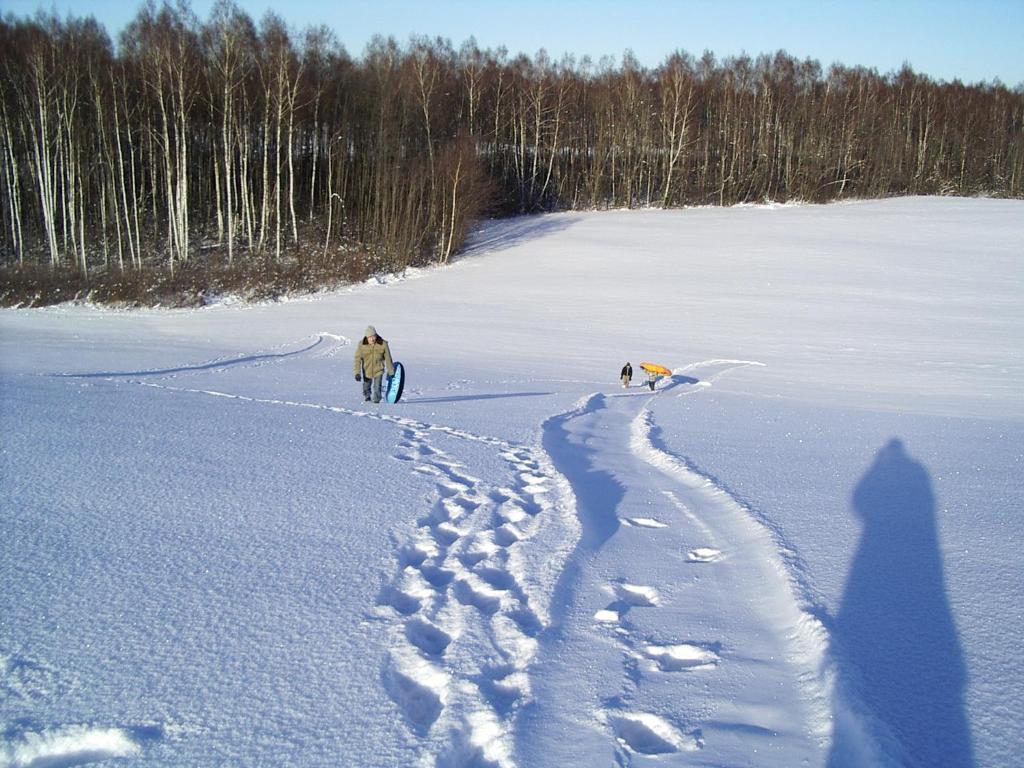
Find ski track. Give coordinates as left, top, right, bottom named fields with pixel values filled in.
left=50, top=341, right=851, bottom=764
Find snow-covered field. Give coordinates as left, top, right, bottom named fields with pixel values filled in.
left=2, top=197, right=1021, bottom=767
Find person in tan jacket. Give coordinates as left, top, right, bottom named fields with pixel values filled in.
left=353, top=325, right=395, bottom=403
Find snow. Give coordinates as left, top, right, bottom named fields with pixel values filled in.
left=2, top=196, right=1022, bottom=767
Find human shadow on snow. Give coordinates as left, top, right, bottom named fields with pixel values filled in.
left=404, top=391, right=552, bottom=405
left=611, top=374, right=700, bottom=396
left=660, top=373, right=699, bottom=391
left=542, top=394, right=624, bottom=556
left=827, top=438, right=974, bottom=768
left=515, top=394, right=626, bottom=759
left=539, top=394, right=625, bottom=632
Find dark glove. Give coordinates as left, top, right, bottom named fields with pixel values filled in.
left=355, top=374, right=362, bottom=382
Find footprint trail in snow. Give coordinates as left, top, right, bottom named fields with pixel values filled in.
left=375, top=419, right=575, bottom=767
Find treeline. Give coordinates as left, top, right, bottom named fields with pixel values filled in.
left=1, top=0, right=1022, bottom=302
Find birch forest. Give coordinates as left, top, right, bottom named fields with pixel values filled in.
left=2, top=1, right=1023, bottom=305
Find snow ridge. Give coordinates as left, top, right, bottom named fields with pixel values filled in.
left=0, top=724, right=141, bottom=768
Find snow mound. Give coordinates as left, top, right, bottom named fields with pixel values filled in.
left=2, top=725, right=140, bottom=768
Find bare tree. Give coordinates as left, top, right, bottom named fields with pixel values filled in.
left=2, top=8, right=1021, bottom=304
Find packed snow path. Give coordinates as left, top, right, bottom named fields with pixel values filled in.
left=519, top=363, right=835, bottom=766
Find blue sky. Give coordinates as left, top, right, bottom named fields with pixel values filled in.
left=6, top=0, right=1022, bottom=85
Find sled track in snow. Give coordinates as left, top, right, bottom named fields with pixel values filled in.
left=527, top=360, right=844, bottom=765
left=628, top=405, right=835, bottom=739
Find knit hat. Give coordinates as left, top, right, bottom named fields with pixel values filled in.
left=365, top=325, right=378, bottom=337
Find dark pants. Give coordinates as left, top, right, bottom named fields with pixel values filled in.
left=362, top=374, right=383, bottom=402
